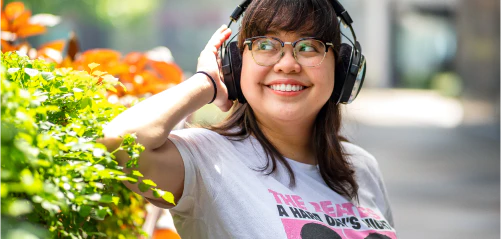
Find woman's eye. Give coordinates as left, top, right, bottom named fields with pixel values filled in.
left=257, top=41, right=274, bottom=50
left=298, top=43, right=317, bottom=52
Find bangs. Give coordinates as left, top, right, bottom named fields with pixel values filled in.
left=238, top=0, right=341, bottom=53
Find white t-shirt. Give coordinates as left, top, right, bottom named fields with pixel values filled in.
left=168, top=128, right=397, bottom=239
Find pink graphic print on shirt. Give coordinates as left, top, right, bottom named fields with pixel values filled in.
left=268, top=189, right=397, bottom=239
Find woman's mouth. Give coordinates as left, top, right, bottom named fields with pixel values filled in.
left=267, top=84, right=307, bottom=92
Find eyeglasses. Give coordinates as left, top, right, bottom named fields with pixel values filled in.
left=244, top=36, right=333, bottom=67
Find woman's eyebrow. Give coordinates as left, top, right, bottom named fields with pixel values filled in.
left=298, top=31, right=315, bottom=37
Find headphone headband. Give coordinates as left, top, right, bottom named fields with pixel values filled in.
left=329, top=0, right=353, bottom=25
left=229, top=0, right=251, bottom=22
left=229, top=0, right=358, bottom=41
left=230, top=0, right=353, bottom=24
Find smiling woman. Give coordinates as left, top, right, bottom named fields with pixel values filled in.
left=99, top=0, right=397, bottom=238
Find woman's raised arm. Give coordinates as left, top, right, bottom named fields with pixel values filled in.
left=97, top=25, right=232, bottom=206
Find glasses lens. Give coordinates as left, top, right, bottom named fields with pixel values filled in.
left=251, top=37, right=282, bottom=66
left=295, top=39, right=326, bottom=67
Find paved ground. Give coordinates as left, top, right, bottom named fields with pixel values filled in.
left=343, top=123, right=500, bottom=239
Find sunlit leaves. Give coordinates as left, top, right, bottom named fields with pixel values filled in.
left=0, top=1, right=184, bottom=237
left=88, top=62, right=100, bottom=71
left=1, top=52, right=156, bottom=238
left=152, top=188, right=175, bottom=205
left=131, top=170, right=143, bottom=177
left=121, top=134, right=145, bottom=168
left=6, top=199, right=32, bottom=217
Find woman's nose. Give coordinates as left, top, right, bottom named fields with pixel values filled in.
left=273, top=46, right=301, bottom=74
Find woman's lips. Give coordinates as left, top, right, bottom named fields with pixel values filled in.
left=266, top=84, right=308, bottom=96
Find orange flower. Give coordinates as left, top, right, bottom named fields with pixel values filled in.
left=1, top=2, right=47, bottom=42
left=1, top=1, right=184, bottom=101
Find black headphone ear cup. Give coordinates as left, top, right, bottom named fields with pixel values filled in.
left=334, top=43, right=352, bottom=103
left=222, top=41, right=246, bottom=103
left=222, top=42, right=237, bottom=101
left=347, top=49, right=366, bottom=103
left=342, top=41, right=365, bottom=103
left=334, top=42, right=366, bottom=104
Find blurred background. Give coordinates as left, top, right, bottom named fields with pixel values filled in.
left=11, top=0, right=500, bottom=238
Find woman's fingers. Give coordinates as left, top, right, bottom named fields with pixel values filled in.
left=197, top=25, right=235, bottom=111
left=205, top=25, right=232, bottom=54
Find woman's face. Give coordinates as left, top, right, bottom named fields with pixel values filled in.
left=240, top=30, right=335, bottom=126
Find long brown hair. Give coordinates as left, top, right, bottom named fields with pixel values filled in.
left=208, top=0, right=358, bottom=202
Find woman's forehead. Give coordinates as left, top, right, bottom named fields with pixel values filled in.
left=263, top=30, right=313, bottom=39
left=250, top=15, right=318, bottom=37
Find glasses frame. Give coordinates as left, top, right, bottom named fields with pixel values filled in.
left=243, top=36, right=334, bottom=67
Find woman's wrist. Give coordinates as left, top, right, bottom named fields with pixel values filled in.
left=191, top=72, right=218, bottom=104
left=196, top=71, right=217, bottom=104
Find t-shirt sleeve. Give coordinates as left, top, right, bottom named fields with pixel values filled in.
left=342, top=142, right=395, bottom=227
left=368, top=157, right=395, bottom=227
left=166, top=128, right=228, bottom=218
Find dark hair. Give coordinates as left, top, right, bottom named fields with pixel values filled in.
left=237, top=0, right=341, bottom=55
left=209, top=0, right=358, bottom=202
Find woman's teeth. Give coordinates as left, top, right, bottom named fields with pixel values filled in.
left=269, top=84, right=305, bottom=92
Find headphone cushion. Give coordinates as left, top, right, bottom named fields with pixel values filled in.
left=228, top=42, right=243, bottom=99
left=334, top=43, right=353, bottom=101
left=224, top=42, right=247, bottom=103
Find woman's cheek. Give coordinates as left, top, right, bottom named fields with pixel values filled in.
left=240, top=51, right=267, bottom=99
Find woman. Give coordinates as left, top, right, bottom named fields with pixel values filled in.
left=100, top=0, right=397, bottom=238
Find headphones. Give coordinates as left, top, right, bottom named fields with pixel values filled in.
left=221, top=0, right=366, bottom=105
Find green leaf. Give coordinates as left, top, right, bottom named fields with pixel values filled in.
left=1, top=123, right=17, bottom=142
left=98, top=207, right=111, bottom=219
left=131, top=170, right=143, bottom=177
left=152, top=188, right=175, bottom=205
left=79, top=205, right=92, bottom=217
left=116, top=175, right=138, bottom=183
left=87, top=193, right=101, bottom=201
left=7, top=199, right=33, bottom=217
left=88, top=63, right=100, bottom=70
left=80, top=97, right=92, bottom=109
left=99, top=195, right=113, bottom=203
left=87, top=232, right=108, bottom=237
left=141, top=179, right=157, bottom=187
left=92, top=70, right=106, bottom=77
left=59, top=85, right=68, bottom=92
left=138, top=182, right=151, bottom=193
left=35, top=159, right=51, bottom=167
left=111, top=196, right=120, bottom=206
left=1, top=184, right=8, bottom=197
left=7, top=67, right=20, bottom=73
left=24, top=68, right=39, bottom=77
left=41, top=71, right=55, bottom=81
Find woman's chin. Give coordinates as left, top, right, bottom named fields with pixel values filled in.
left=265, top=105, right=312, bottom=123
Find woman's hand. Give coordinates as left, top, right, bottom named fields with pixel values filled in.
left=197, top=25, right=233, bottom=112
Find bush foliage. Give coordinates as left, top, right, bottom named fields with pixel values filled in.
left=1, top=1, right=181, bottom=237
left=1, top=51, right=173, bottom=238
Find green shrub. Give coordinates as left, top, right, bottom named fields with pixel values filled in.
left=1, top=52, right=173, bottom=238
